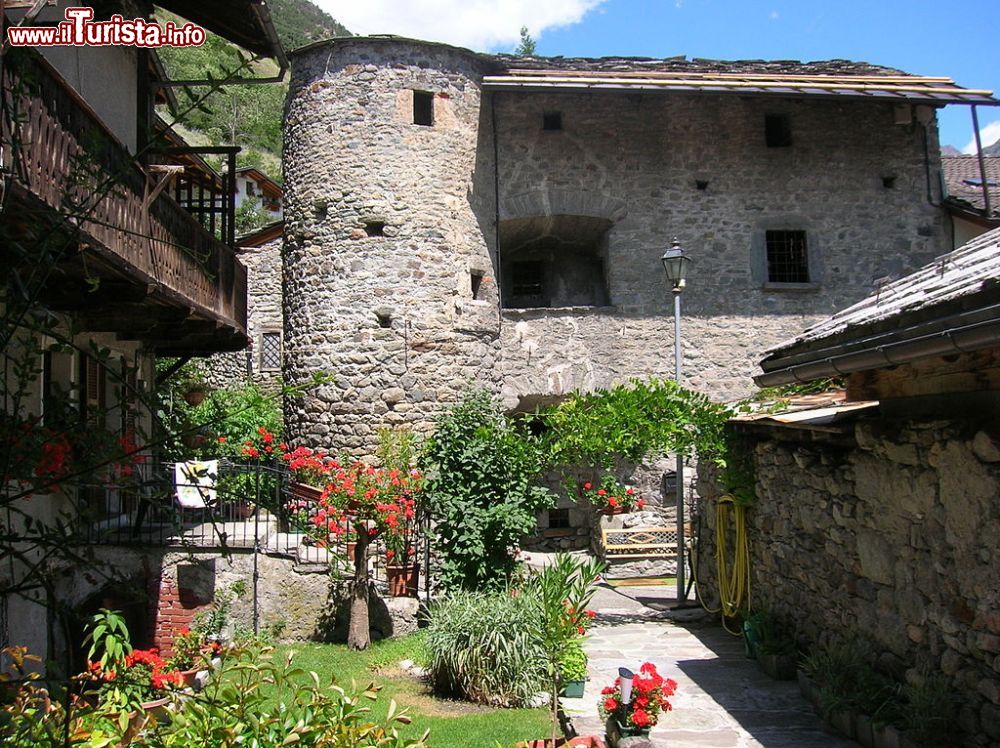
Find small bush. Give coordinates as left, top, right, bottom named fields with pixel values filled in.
left=421, top=389, right=554, bottom=590
left=426, top=589, right=546, bottom=707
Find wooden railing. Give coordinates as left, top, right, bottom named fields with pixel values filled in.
left=1, top=49, right=246, bottom=332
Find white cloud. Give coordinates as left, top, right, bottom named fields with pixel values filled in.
left=312, top=0, right=605, bottom=52
left=963, top=119, right=1000, bottom=154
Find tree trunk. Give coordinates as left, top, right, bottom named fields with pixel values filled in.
left=347, top=524, right=370, bottom=651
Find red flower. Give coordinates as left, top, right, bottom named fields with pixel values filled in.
left=583, top=482, right=592, bottom=490
left=608, top=497, right=618, bottom=507
left=604, top=697, right=619, bottom=712
left=637, top=499, right=645, bottom=509
left=585, top=610, right=596, bottom=619
left=632, top=709, right=651, bottom=728
left=217, top=436, right=227, bottom=444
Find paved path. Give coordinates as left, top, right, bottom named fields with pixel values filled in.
left=563, top=583, right=858, bottom=748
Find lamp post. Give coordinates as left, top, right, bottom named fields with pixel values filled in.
left=661, top=238, right=691, bottom=606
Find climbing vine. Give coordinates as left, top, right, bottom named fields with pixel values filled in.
left=536, top=378, right=731, bottom=471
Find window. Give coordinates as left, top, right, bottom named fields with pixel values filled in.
left=547, top=508, right=571, bottom=529
left=543, top=112, right=562, bottom=131
left=246, top=181, right=256, bottom=197
left=765, top=114, right=792, bottom=147
left=412, top=91, right=434, bottom=126
left=766, top=230, right=810, bottom=283
left=364, top=221, right=385, bottom=237
left=470, top=271, right=484, bottom=300
left=260, top=332, right=282, bottom=371
left=510, top=261, right=546, bottom=306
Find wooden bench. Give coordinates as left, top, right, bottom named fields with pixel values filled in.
left=601, top=526, right=682, bottom=559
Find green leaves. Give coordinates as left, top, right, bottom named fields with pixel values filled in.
left=537, top=378, right=731, bottom=470
left=421, top=389, right=555, bottom=591
left=83, top=608, right=133, bottom=668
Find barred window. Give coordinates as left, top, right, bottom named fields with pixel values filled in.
left=260, top=332, right=282, bottom=371
left=547, top=508, right=571, bottom=529
left=765, top=230, right=810, bottom=283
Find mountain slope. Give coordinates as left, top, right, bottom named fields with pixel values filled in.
left=157, top=0, right=350, bottom=181
left=267, top=0, right=350, bottom=51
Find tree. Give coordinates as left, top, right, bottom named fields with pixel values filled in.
left=514, top=26, right=537, bottom=56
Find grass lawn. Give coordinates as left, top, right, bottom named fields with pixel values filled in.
left=275, top=633, right=552, bottom=748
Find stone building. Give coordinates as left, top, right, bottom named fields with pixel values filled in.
left=280, top=36, right=994, bottom=543
left=697, top=227, right=1000, bottom=745
left=205, top=221, right=286, bottom=393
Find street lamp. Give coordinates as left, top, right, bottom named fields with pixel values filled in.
left=661, top=238, right=691, bottom=606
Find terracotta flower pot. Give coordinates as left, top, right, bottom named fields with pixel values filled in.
left=517, top=737, right=605, bottom=747
left=288, top=481, right=323, bottom=503
left=386, top=562, right=420, bottom=597
left=598, top=506, right=627, bottom=516
left=179, top=667, right=201, bottom=688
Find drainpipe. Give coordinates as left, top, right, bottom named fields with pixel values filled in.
left=971, top=105, right=993, bottom=218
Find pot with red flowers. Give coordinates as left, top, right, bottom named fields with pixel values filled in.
left=598, top=662, right=678, bottom=742
left=580, top=475, right=646, bottom=516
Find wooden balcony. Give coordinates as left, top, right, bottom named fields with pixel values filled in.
left=0, top=49, right=247, bottom=355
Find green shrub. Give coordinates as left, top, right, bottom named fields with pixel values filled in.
left=559, top=640, right=587, bottom=683
left=145, top=643, right=428, bottom=748
left=426, top=589, right=546, bottom=707
left=421, top=389, right=554, bottom=590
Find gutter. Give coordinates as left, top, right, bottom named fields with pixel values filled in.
left=755, top=304, right=1000, bottom=387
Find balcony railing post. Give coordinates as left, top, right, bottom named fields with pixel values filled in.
left=227, top=150, right=237, bottom=248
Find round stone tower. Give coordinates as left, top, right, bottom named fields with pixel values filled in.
left=283, top=37, right=501, bottom=456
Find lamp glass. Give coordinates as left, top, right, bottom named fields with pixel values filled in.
left=661, top=243, right=691, bottom=289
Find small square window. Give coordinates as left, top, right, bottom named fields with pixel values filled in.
left=413, top=91, right=434, bottom=126
left=260, top=332, right=282, bottom=371
left=548, top=508, right=571, bottom=529
left=765, top=114, right=792, bottom=147
left=766, top=230, right=809, bottom=283
left=543, top=112, right=562, bottom=131
left=365, top=221, right=385, bottom=237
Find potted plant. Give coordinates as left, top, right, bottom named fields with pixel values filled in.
left=385, top=545, right=419, bottom=597
left=532, top=553, right=604, bottom=747
left=598, top=662, right=677, bottom=744
left=559, top=639, right=588, bottom=698
left=580, top=476, right=645, bottom=515
left=748, top=611, right=797, bottom=680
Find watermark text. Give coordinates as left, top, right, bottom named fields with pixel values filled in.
left=7, top=7, right=206, bottom=48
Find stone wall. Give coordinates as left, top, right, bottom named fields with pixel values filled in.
left=203, top=236, right=284, bottom=395
left=61, top=547, right=419, bottom=659
left=283, top=39, right=501, bottom=456
left=696, top=416, right=1000, bottom=745
left=282, top=37, right=950, bottom=455
left=493, top=91, right=947, bottom=406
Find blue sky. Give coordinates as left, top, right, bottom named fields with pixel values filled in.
left=320, top=0, right=1000, bottom=151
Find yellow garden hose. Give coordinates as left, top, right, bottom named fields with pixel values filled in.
left=696, top=494, right=751, bottom=634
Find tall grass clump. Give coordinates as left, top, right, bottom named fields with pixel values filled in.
left=425, top=589, right=545, bottom=707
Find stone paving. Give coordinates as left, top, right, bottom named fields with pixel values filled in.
left=563, top=583, right=858, bottom=748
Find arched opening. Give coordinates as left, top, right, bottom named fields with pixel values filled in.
left=500, top=215, right=612, bottom=309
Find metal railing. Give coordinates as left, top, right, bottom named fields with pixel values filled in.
left=76, top=461, right=434, bottom=599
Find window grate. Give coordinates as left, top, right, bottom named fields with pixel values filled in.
left=548, top=508, right=571, bottom=529
left=766, top=230, right=809, bottom=283
left=511, top=261, right=546, bottom=300
left=260, top=332, right=282, bottom=371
